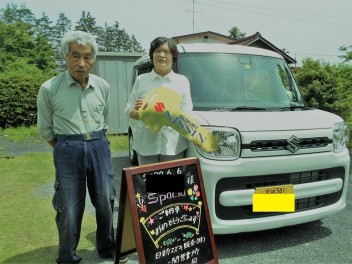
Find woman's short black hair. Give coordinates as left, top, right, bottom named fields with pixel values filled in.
left=149, top=36, right=179, bottom=64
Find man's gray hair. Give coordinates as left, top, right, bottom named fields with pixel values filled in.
left=60, top=31, right=98, bottom=61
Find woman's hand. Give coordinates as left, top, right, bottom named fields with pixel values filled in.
left=129, top=99, right=143, bottom=120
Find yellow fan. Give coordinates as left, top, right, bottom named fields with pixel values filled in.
left=139, top=87, right=218, bottom=153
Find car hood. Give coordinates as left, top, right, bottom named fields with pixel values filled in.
left=192, top=109, right=343, bottom=131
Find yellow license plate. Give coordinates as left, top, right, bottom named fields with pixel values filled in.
left=255, top=184, right=293, bottom=194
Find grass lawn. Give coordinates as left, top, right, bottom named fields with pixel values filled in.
left=0, top=126, right=128, bottom=153
left=0, top=127, right=128, bottom=263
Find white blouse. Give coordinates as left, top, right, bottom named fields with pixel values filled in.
left=124, top=69, right=193, bottom=156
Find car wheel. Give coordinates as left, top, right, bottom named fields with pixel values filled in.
left=128, top=130, right=138, bottom=165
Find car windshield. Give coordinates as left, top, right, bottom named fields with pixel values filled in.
left=177, top=53, right=305, bottom=111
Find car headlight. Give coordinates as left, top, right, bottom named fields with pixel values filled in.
left=194, top=127, right=241, bottom=160
left=333, top=122, right=350, bottom=152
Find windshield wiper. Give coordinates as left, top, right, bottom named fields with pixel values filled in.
left=275, top=105, right=306, bottom=111
left=214, top=106, right=266, bottom=111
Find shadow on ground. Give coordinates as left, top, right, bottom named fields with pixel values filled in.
left=214, top=220, right=331, bottom=259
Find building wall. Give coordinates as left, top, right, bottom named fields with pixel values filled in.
left=93, top=52, right=145, bottom=134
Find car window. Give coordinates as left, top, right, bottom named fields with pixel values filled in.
left=178, top=53, right=304, bottom=111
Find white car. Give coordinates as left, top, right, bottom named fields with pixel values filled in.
left=128, top=43, right=350, bottom=234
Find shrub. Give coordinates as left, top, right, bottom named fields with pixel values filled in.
left=295, top=58, right=352, bottom=125
left=0, top=61, right=54, bottom=128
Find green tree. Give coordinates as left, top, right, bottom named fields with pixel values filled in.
left=52, top=12, right=72, bottom=68
left=0, top=3, right=35, bottom=25
left=74, top=11, right=98, bottom=35
left=69, top=11, right=144, bottom=53
left=32, top=34, right=56, bottom=71
left=295, top=59, right=338, bottom=113
left=35, top=12, right=54, bottom=43
left=294, top=58, right=352, bottom=125
left=0, top=21, right=55, bottom=128
left=115, top=24, right=131, bottom=52
left=0, top=21, right=55, bottom=73
left=339, top=45, right=352, bottom=62
left=53, top=12, right=72, bottom=39
left=228, top=26, right=246, bottom=39
left=130, top=34, right=144, bottom=53
left=95, top=21, right=144, bottom=52
left=96, top=23, right=115, bottom=52
left=333, top=63, right=352, bottom=126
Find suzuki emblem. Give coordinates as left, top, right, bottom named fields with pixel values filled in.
left=287, top=135, right=300, bottom=153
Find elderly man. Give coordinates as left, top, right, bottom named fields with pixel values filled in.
left=37, top=31, right=123, bottom=263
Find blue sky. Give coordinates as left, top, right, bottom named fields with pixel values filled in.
left=2, top=0, right=351, bottom=65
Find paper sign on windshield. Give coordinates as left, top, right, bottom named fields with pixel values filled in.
left=139, top=87, right=219, bottom=153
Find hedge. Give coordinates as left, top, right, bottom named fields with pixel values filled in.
left=0, top=69, right=53, bottom=128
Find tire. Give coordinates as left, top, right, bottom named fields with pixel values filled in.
left=128, top=129, right=139, bottom=165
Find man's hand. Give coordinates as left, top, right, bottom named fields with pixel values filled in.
left=48, top=139, right=56, bottom=148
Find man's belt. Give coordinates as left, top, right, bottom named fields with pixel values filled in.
left=55, top=130, right=105, bottom=141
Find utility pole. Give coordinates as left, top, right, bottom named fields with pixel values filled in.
left=193, top=0, right=195, bottom=33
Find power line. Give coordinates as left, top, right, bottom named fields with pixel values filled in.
left=190, top=0, right=351, bottom=26
left=296, top=53, right=341, bottom=57
left=208, top=0, right=351, bottom=21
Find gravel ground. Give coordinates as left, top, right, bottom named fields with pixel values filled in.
left=0, top=136, right=52, bottom=157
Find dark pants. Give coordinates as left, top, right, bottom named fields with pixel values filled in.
left=53, top=135, right=115, bottom=263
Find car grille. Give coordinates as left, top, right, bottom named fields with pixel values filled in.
left=215, top=167, right=345, bottom=220
left=245, top=137, right=331, bottom=151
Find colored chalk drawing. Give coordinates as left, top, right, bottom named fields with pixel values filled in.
left=130, top=162, right=217, bottom=264
left=139, top=202, right=202, bottom=248
left=114, top=158, right=218, bottom=264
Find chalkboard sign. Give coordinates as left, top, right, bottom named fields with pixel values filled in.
left=115, top=157, right=218, bottom=264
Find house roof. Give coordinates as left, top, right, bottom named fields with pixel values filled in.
left=173, top=31, right=234, bottom=44
left=229, top=32, right=296, bottom=64
left=173, top=31, right=296, bottom=65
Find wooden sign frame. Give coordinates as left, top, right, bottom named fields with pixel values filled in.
left=114, top=157, right=219, bottom=264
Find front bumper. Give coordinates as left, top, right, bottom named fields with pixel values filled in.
left=186, top=147, right=350, bottom=234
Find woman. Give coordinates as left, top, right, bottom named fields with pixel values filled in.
left=124, top=36, right=193, bottom=165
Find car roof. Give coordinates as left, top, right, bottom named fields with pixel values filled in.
left=134, top=43, right=283, bottom=66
